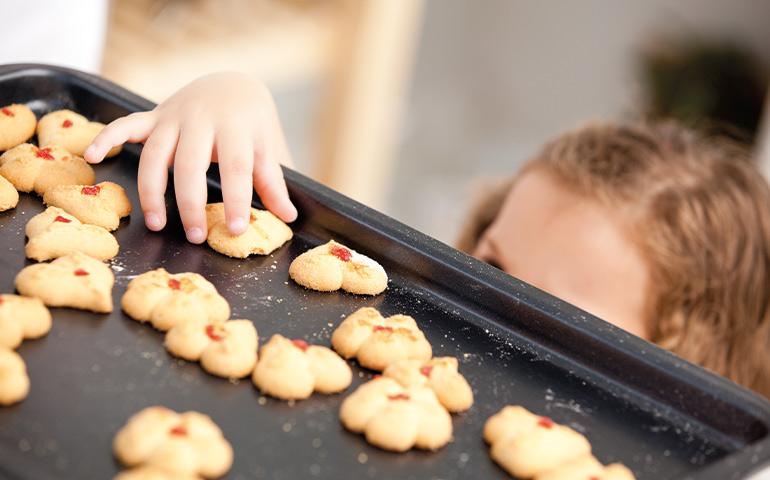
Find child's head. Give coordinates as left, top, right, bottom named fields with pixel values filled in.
left=459, top=121, right=770, bottom=397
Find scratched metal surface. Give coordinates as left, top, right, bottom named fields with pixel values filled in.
left=0, top=65, right=769, bottom=480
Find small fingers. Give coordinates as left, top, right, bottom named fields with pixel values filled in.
left=217, top=128, right=255, bottom=235
left=85, top=111, right=157, bottom=163
left=173, top=122, right=214, bottom=244
left=137, top=122, right=179, bottom=231
left=253, top=152, right=297, bottom=223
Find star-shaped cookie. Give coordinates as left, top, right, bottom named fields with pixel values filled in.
left=0, top=174, right=18, bottom=212
left=15, top=252, right=114, bottom=313
left=204, top=203, right=293, bottom=258
left=0, top=348, right=29, bottom=406
left=121, top=269, right=230, bottom=331
left=43, top=181, right=132, bottom=231
left=0, top=294, right=52, bottom=349
left=25, top=206, right=119, bottom=261
left=331, top=307, right=432, bottom=371
left=252, top=334, right=352, bottom=400
left=0, top=143, right=95, bottom=196
left=0, top=104, right=36, bottom=151
left=289, top=240, right=388, bottom=295
left=37, top=109, right=121, bottom=157
left=339, top=376, right=452, bottom=452
left=382, top=356, right=473, bottom=412
left=165, top=318, right=258, bottom=379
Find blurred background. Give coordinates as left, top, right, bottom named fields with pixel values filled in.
left=7, top=0, right=770, bottom=244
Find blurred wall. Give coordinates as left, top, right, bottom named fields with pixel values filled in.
left=387, top=0, right=770, bottom=244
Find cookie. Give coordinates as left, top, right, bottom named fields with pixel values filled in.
left=113, top=406, right=233, bottom=478
left=115, top=466, right=201, bottom=480
left=484, top=406, right=592, bottom=478
left=382, top=356, right=473, bottom=412
left=15, top=252, right=114, bottom=313
left=0, top=143, right=95, bottom=196
left=0, top=104, right=36, bottom=151
left=0, top=294, right=52, bottom=349
left=534, top=456, right=636, bottom=480
left=204, top=203, right=293, bottom=258
left=331, top=307, right=432, bottom=371
left=0, top=348, right=30, bottom=405
left=252, top=334, right=352, bottom=400
left=339, top=376, right=452, bottom=452
left=165, top=319, right=258, bottom=379
left=25, top=206, right=119, bottom=261
left=121, top=269, right=230, bottom=332
left=0, top=174, right=19, bottom=212
left=289, top=240, right=388, bottom=295
left=37, top=109, right=121, bottom=157
left=43, top=181, right=132, bottom=231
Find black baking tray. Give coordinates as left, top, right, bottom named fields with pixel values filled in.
left=0, top=64, right=768, bottom=480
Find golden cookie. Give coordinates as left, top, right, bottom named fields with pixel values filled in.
left=0, top=174, right=19, bottom=212
left=0, top=143, right=95, bottom=196
left=0, top=294, right=52, bottom=349
left=25, top=206, right=119, bottom=261
left=383, top=356, right=473, bottom=412
left=113, top=406, right=233, bottom=478
left=165, top=318, right=258, bottom=379
left=43, top=181, right=132, bottom=231
left=15, top=252, right=114, bottom=313
left=289, top=240, right=388, bottom=295
left=0, top=104, right=36, bottom=151
left=115, top=466, right=201, bottom=480
left=0, top=348, right=30, bottom=406
left=331, top=307, right=432, bottom=371
left=37, top=109, right=121, bottom=157
left=339, top=376, right=452, bottom=452
left=204, top=203, right=293, bottom=258
left=121, top=269, right=230, bottom=331
left=252, top=334, right=352, bottom=400
left=485, top=406, right=598, bottom=479
left=534, top=456, right=636, bottom=480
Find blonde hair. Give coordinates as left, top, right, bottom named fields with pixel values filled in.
left=459, top=121, right=770, bottom=397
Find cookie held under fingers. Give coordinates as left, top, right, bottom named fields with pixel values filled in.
left=121, top=269, right=230, bottom=331
left=37, top=109, right=121, bottom=157
left=0, top=143, right=95, bottom=196
left=484, top=405, right=635, bottom=479
left=289, top=240, right=388, bottom=295
left=165, top=319, right=258, bottom=379
left=205, top=203, right=293, bottom=258
left=25, top=206, right=119, bottom=261
left=0, top=294, right=52, bottom=349
left=43, top=181, right=132, bottom=230
left=0, top=104, right=36, bottom=151
left=252, top=334, right=352, bottom=400
left=331, top=307, right=432, bottom=371
left=383, top=356, right=473, bottom=412
left=0, top=348, right=29, bottom=406
left=0, top=175, right=19, bottom=212
left=113, top=406, right=233, bottom=479
left=15, top=252, right=114, bottom=313
left=339, top=376, right=452, bottom=452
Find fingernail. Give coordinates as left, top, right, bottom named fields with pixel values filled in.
left=84, top=145, right=96, bottom=160
left=228, top=217, right=247, bottom=235
left=285, top=204, right=298, bottom=222
left=145, top=213, right=162, bottom=231
left=186, top=227, right=206, bottom=244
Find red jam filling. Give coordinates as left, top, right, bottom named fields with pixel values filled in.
left=62, top=119, right=73, bottom=128
left=1, top=108, right=13, bottom=117
left=538, top=416, right=554, bottom=429
left=54, top=215, right=72, bottom=223
left=168, top=278, right=181, bottom=290
left=169, top=425, right=187, bottom=436
left=420, top=366, right=433, bottom=377
left=292, top=339, right=309, bottom=351
left=330, top=245, right=352, bottom=262
left=388, top=393, right=410, bottom=401
left=35, top=147, right=54, bottom=160
left=373, top=325, right=393, bottom=333
left=206, top=324, right=224, bottom=341
left=81, top=185, right=101, bottom=196
left=74, top=269, right=89, bottom=276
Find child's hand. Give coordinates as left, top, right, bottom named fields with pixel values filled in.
left=84, top=72, right=298, bottom=244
